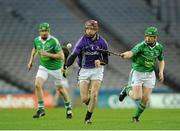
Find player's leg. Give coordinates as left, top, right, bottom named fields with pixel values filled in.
left=33, top=66, right=48, bottom=118
left=79, top=80, right=90, bottom=105
left=128, top=86, right=143, bottom=123
left=119, top=69, right=143, bottom=101
left=133, top=87, right=152, bottom=120
left=84, top=80, right=101, bottom=123
left=56, top=84, right=73, bottom=119
left=133, top=71, right=155, bottom=122
left=51, top=69, right=73, bottom=119
left=78, top=68, right=91, bottom=105
left=84, top=66, right=104, bottom=124
left=79, top=80, right=92, bottom=124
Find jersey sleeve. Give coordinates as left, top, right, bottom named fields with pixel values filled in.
left=33, top=39, right=37, bottom=49
left=54, top=38, right=62, bottom=53
left=131, top=43, right=142, bottom=55
left=100, top=38, right=109, bottom=65
left=102, top=39, right=108, bottom=50
left=158, top=45, right=164, bottom=61
left=72, top=37, right=83, bottom=55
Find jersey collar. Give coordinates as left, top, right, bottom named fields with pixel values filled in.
left=39, top=35, right=51, bottom=44
left=144, top=41, right=158, bottom=49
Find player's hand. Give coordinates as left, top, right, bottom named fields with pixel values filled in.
left=95, top=60, right=101, bottom=68
left=119, top=53, right=126, bottom=59
left=61, top=68, right=68, bottom=78
left=159, top=72, right=164, bottom=83
left=39, top=49, right=49, bottom=56
left=27, top=62, right=33, bottom=71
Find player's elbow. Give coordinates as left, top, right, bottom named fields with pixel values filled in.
left=57, top=52, right=65, bottom=61
left=60, top=55, right=65, bottom=61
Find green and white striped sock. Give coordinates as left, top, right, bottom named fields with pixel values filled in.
left=38, top=100, right=45, bottom=111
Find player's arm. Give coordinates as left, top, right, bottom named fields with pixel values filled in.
left=98, top=40, right=109, bottom=65
left=120, top=43, right=141, bottom=59
left=66, top=53, right=77, bottom=68
left=39, top=49, right=64, bottom=60
left=120, top=51, right=133, bottom=59
left=65, top=37, right=83, bottom=68
left=158, top=45, right=165, bottom=83
left=158, top=60, right=165, bottom=83
left=28, top=48, right=37, bottom=70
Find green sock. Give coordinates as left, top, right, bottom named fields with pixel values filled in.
left=38, top=101, right=44, bottom=111
left=125, top=86, right=132, bottom=96
left=65, top=101, right=72, bottom=111
left=134, top=100, right=146, bottom=118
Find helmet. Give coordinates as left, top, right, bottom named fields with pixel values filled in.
left=39, top=22, right=50, bottom=31
left=145, top=26, right=158, bottom=36
left=85, top=20, right=98, bottom=31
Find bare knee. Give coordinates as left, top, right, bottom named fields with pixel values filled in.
left=132, top=94, right=142, bottom=100
left=81, top=97, right=89, bottom=104
left=35, top=82, right=42, bottom=89
left=57, top=85, right=63, bottom=92
left=35, top=78, right=44, bottom=89
left=142, top=97, right=149, bottom=105
left=91, top=91, right=98, bottom=101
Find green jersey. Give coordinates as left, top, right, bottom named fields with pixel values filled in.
left=131, top=41, right=164, bottom=72
left=34, top=35, right=63, bottom=70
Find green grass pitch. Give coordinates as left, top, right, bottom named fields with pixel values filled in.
left=0, top=108, right=180, bottom=130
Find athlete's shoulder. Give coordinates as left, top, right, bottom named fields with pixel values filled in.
left=50, top=35, right=60, bottom=44
left=99, top=35, right=108, bottom=45
left=34, top=36, right=40, bottom=42
left=76, top=36, right=85, bottom=45
left=99, top=35, right=106, bottom=41
left=136, top=41, right=145, bottom=46
left=156, top=42, right=163, bottom=48
left=133, top=41, right=145, bottom=48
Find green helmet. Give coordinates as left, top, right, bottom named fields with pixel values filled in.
left=145, top=26, right=158, bottom=36
left=39, top=22, right=50, bottom=31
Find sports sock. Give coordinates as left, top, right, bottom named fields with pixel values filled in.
left=125, top=86, right=132, bottom=96
left=134, top=100, right=146, bottom=119
left=85, top=111, right=93, bottom=121
left=65, top=101, right=72, bottom=111
left=38, top=100, right=45, bottom=111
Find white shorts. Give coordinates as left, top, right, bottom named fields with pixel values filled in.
left=128, top=69, right=156, bottom=88
left=36, top=65, right=68, bottom=87
left=78, top=66, right=104, bottom=83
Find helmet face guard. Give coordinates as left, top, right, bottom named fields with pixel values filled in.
left=144, top=26, right=158, bottom=37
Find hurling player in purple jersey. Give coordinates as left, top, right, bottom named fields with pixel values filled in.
left=66, top=20, right=109, bottom=124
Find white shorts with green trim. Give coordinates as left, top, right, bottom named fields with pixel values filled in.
left=36, top=65, right=68, bottom=87
left=128, top=69, right=156, bottom=88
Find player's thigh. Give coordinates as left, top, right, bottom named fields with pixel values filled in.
left=131, top=85, right=142, bottom=99
left=79, top=80, right=90, bottom=101
left=129, top=70, right=143, bottom=99
left=35, top=66, right=48, bottom=87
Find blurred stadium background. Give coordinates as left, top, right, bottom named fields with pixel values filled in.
left=0, top=0, right=180, bottom=109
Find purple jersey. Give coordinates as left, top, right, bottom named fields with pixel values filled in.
left=72, top=35, right=108, bottom=68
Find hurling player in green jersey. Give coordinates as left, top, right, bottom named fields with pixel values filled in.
left=28, top=23, right=72, bottom=119
left=119, top=27, right=165, bottom=122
